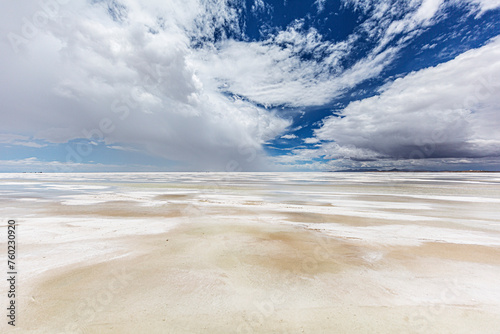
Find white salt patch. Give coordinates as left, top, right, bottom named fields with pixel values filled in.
left=362, top=251, right=384, bottom=263
left=192, top=196, right=439, bottom=222
left=59, top=190, right=190, bottom=206
left=18, top=216, right=180, bottom=276
left=295, top=222, right=500, bottom=246
left=60, top=192, right=152, bottom=205
left=44, top=184, right=111, bottom=191
left=403, top=195, right=500, bottom=203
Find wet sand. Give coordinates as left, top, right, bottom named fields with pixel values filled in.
left=1, top=172, right=500, bottom=333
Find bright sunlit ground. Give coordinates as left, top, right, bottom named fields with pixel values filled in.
left=1, top=172, right=500, bottom=333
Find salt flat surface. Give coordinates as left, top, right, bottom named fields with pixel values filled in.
left=1, top=172, right=500, bottom=333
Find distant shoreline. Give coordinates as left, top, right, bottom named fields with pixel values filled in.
left=332, top=170, right=500, bottom=173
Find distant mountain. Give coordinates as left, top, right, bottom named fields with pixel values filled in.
left=331, top=169, right=500, bottom=172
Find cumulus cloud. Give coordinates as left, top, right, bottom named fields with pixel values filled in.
left=312, top=36, right=500, bottom=169
left=0, top=0, right=402, bottom=170
left=1, top=0, right=499, bottom=171
left=197, top=0, right=495, bottom=110
left=194, top=22, right=352, bottom=107
left=0, top=0, right=290, bottom=171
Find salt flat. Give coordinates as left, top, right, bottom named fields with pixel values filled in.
left=1, top=172, right=500, bottom=333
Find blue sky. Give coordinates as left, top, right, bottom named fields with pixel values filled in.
left=1, top=0, right=500, bottom=172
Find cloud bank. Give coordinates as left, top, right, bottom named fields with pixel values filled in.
left=300, top=36, right=500, bottom=170
left=2, top=0, right=291, bottom=170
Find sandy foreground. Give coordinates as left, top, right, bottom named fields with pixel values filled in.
left=1, top=172, right=500, bottom=333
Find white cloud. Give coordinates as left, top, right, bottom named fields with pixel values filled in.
left=281, top=134, right=297, bottom=139
left=469, top=0, right=500, bottom=14
left=0, top=0, right=289, bottom=171
left=312, top=36, right=500, bottom=169
left=4, top=0, right=414, bottom=172
left=303, top=137, right=320, bottom=144
left=197, top=0, right=487, bottom=111
left=314, top=0, right=326, bottom=13
left=1, top=0, right=498, bottom=171
left=195, top=21, right=404, bottom=108
left=0, top=134, right=48, bottom=148
left=251, top=0, right=272, bottom=14
left=107, top=145, right=140, bottom=152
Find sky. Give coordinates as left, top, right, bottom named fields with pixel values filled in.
left=1, top=0, right=499, bottom=172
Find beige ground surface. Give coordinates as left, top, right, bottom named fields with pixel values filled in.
left=1, top=172, right=500, bottom=333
